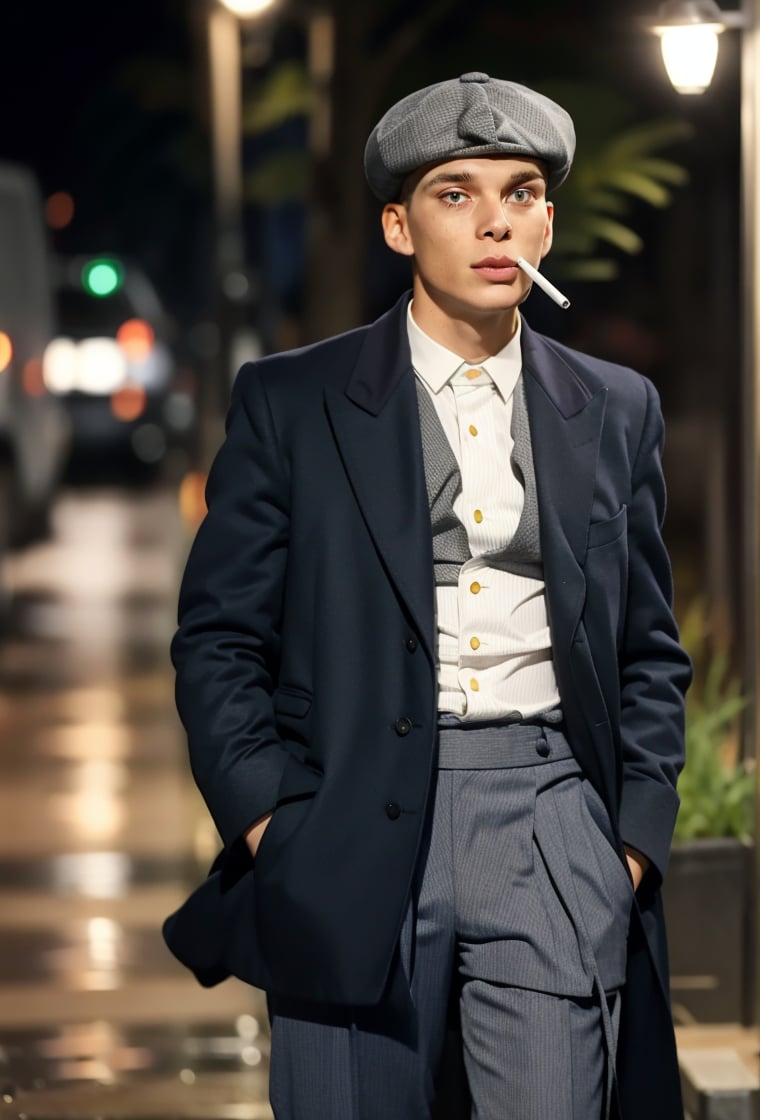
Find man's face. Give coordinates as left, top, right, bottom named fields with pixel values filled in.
left=381, top=156, right=554, bottom=322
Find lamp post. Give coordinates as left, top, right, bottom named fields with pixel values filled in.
left=201, top=0, right=279, bottom=467
left=739, top=1, right=760, bottom=1034
left=651, top=0, right=760, bottom=1029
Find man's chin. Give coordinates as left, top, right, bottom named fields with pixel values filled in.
left=455, top=290, right=525, bottom=319
left=415, top=280, right=526, bottom=324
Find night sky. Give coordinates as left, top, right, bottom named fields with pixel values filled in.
left=3, top=2, right=191, bottom=200
left=3, top=1, right=207, bottom=319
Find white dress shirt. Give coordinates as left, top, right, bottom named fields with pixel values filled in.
left=408, top=304, right=560, bottom=719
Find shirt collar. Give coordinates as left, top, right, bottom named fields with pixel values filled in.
left=407, top=302, right=523, bottom=402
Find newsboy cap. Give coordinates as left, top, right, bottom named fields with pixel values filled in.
left=364, top=72, right=575, bottom=202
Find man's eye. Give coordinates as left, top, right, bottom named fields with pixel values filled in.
left=441, top=190, right=467, bottom=206
left=509, top=187, right=534, bottom=204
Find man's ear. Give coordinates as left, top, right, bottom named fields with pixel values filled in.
left=382, top=202, right=415, bottom=257
left=540, top=200, right=554, bottom=260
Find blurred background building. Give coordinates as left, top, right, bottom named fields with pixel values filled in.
left=0, top=0, right=757, bottom=1116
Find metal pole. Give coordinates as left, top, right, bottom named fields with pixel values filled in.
left=740, top=0, right=760, bottom=1030
left=204, top=3, right=244, bottom=466
left=208, top=4, right=243, bottom=271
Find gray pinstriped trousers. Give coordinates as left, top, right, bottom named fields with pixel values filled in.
left=268, top=723, right=633, bottom=1119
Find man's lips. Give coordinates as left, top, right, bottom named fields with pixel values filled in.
left=472, top=256, right=519, bottom=269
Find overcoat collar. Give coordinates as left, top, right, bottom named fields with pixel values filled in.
left=325, top=293, right=607, bottom=661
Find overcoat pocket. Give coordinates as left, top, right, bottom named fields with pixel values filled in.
left=587, top=505, right=627, bottom=550
left=273, top=685, right=312, bottom=718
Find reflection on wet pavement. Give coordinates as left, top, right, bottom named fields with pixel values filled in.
left=0, top=487, right=271, bottom=1118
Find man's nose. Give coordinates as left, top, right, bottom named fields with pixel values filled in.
left=478, top=200, right=512, bottom=240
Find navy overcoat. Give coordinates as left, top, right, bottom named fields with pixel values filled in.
left=165, top=293, right=692, bottom=1118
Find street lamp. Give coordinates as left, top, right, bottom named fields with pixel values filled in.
left=652, top=0, right=760, bottom=1033
left=651, top=0, right=747, bottom=93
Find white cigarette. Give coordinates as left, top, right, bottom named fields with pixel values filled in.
left=516, top=257, right=571, bottom=310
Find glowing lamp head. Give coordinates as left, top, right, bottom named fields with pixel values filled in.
left=217, top=0, right=277, bottom=15
left=652, top=0, right=725, bottom=94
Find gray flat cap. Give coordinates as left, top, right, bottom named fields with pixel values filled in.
left=364, top=72, right=575, bottom=202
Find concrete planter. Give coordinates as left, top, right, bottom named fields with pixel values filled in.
left=663, top=838, right=754, bottom=1024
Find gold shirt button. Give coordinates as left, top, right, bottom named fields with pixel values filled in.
left=465, top=368, right=482, bottom=380
left=470, top=581, right=481, bottom=594
left=470, top=636, right=480, bottom=650
left=469, top=424, right=478, bottom=436
left=470, top=678, right=480, bottom=691
left=473, top=509, right=483, bottom=524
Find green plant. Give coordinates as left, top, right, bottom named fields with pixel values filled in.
left=674, top=600, right=753, bottom=842
left=539, top=83, right=693, bottom=281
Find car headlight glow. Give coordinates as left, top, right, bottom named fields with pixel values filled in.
left=43, top=338, right=79, bottom=393
left=44, top=337, right=129, bottom=395
left=78, top=339, right=128, bottom=394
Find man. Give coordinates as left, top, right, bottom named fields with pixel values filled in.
left=164, top=74, right=692, bottom=1119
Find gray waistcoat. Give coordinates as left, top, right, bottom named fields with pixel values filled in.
left=414, top=374, right=542, bottom=586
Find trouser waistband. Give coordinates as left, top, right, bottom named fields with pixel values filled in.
left=436, top=722, right=573, bottom=769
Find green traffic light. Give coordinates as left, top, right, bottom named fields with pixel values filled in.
left=82, top=259, right=123, bottom=298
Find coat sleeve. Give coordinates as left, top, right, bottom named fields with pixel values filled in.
left=171, top=363, right=292, bottom=849
left=617, top=377, right=692, bottom=885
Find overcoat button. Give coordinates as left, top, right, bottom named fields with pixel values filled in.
left=395, top=717, right=413, bottom=736
left=385, top=802, right=401, bottom=820
left=406, top=637, right=418, bottom=653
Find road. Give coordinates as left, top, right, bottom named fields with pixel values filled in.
left=0, top=484, right=272, bottom=1119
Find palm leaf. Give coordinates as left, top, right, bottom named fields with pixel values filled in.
left=242, top=63, right=313, bottom=134
left=603, top=120, right=694, bottom=161
left=541, top=83, right=694, bottom=281
left=583, top=215, right=644, bottom=254
left=590, top=168, right=673, bottom=208
left=559, top=258, right=620, bottom=281
left=583, top=189, right=630, bottom=216
left=631, top=157, right=690, bottom=186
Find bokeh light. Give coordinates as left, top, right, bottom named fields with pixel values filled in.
left=116, top=319, right=155, bottom=361
left=82, top=259, right=124, bottom=298
left=110, top=384, right=147, bottom=422
left=0, top=332, right=13, bottom=373
left=45, top=191, right=75, bottom=231
left=43, top=338, right=77, bottom=393
left=179, top=471, right=208, bottom=528
left=22, top=358, right=45, bottom=397
left=79, top=339, right=127, bottom=394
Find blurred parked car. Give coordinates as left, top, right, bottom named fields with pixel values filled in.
left=0, top=163, right=70, bottom=567
left=44, top=255, right=197, bottom=476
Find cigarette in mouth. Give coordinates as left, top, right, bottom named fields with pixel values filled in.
left=516, top=257, right=571, bottom=310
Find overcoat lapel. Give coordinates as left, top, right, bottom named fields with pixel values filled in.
left=324, top=301, right=608, bottom=671
left=324, top=296, right=436, bottom=664
left=521, top=323, right=607, bottom=652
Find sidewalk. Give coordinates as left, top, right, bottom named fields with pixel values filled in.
left=676, top=1023, right=759, bottom=1119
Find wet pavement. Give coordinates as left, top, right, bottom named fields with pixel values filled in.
left=0, top=484, right=757, bottom=1120
left=0, top=485, right=272, bottom=1119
